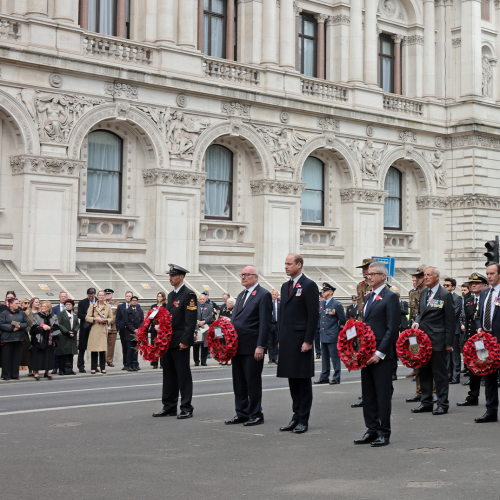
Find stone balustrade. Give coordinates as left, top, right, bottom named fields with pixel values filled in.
left=301, top=77, right=349, bottom=102
left=200, top=221, right=248, bottom=244
left=202, top=57, right=260, bottom=86
left=0, top=17, right=20, bottom=40
left=78, top=214, right=139, bottom=240
left=383, top=94, right=424, bottom=117
left=300, top=227, right=338, bottom=247
left=83, top=33, right=155, bottom=66
left=383, top=230, right=416, bottom=251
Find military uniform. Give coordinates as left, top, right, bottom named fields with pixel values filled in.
left=153, top=264, right=198, bottom=419
left=346, top=295, right=359, bottom=321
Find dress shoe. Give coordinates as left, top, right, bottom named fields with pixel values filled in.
left=152, top=365, right=158, bottom=369
left=462, top=379, right=470, bottom=386
left=456, top=399, right=478, bottom=406
left=69, top=370, right=76, bottom=375
left=450, top=378, right=460, bottom=384
left=411, top=404, right=433, bottom=413
left=406, top=394, right=421, bottom=403
left=201, top=363, right=207, bottom=366
left=122, top=366, right=128, bottom=370
left=133, top=367, right=139, bottom=371
left=244, top=416, right=264, bottom=426
left=177, top=411, right=193, bottom=419
left=126, top=367, right=134, bottom=372
left=152, top=408, right=177, bottom=417
left=58, top=370, right=65, bottom=376
left=313, top=379, right=329, bottom=385
left=432, top=406, right=448, bottom=415
left=12, top=377, right=19, bottom=380
left=329, top=380, right=340, bottom=385
left=194, top=363, right=199, bottom=366
left=137, top=366, right=141, bottom=370
left=79, top=368, right=86, bottom=373
left=225, top=416, right=249, bottom=425
left=351, top=401, right=363, bottom=408
left=108, top=362, right=115, bottom=367
left=293, top=423, right=308, bottom=434
left=354, top=432, right=377, bottom=445
left=279, top=420, right=298, bottom=432
left=1, top=377, right=11, bottom=381
left=371, top=436, right=390, bottom=447
left=475, top=412, right=498, bottom=423
left=315, top=354, right=321, bottom=359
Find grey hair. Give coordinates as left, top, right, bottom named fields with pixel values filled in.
left=368, top=261, right=388, bottom=275
left=227, top=297, right=236, bottom=306
left=426, top=266, right=440, bottom=277
left=244, top=265, right=259, bottom=276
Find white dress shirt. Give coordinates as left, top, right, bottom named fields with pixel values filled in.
left=174, top=283, right=184, bottom=294
left=291, top=273, right=303, bottom=287
left=363, top=284, right=387, bottom=360
left=483, top=283, right=500, bottom=331
left=242, top=282, right=259, bottom=307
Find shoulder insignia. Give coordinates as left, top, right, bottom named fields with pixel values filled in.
left=187, top=306, right=197, bottom=310
left=187, top=297, right=197, bottom=310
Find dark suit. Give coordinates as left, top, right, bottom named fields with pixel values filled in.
left=475, top=286, right=500, bottom=415
left=51, top=303, right=66, bottom=370
left=124, top=306, right=144, bottom=369
left=346, top=304, right=359, bottom=321
left=463, top=294, right=481, bottom=403
left=231, top=284, right=272, bottom=419
left=116, top=302, right=131, bottom=368
left=161, top=285, right=198, bottom=413
left=277, top=274, right=319, bottom=425
left=415, top=284, right=455, bottom=409
left=268, top=298, right=280, bottom=362
left=448, top=292, right=463, bottom=381
left=361, top=287, right=400, bottom=438
left=76, top=298, right=95, bottom=370
left=193, top=303, right=213, bottom=365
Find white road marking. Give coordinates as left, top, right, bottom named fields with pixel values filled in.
left=0, top=381, right=361, bottom=416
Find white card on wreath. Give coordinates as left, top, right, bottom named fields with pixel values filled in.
left=214, top=328, right=223, bottom=338
left=346, top=327, right=357, bottom=340
left=409, top=337, right=418, bottom=345
left=149, top=308, right=159, bottom=319
left=475, top=340, right=485, bottom=350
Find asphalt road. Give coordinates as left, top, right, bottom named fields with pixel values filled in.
left=1, top=361, right=499, bottom=500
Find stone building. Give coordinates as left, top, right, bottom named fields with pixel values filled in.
left=0, top=0, right=496, bottom=299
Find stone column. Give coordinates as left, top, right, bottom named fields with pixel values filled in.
left=117, top=0, right=127, bottom=38
left=294, top=2, right=301, bottom=71
left=496, top=1, right=500, bottom=101
left=461, top=0, right=482, bottom=97
left=435, top=0, right=446, bottom=98
left=326, top=14, right=349, bottom=83
left=423, top=0, right=435, bottom=97
left=315, top=14, right=327, bottom=80
left=392, top=35, right=403, bottom=95
left=79, top=0, right=88, bottom=29
left=53, top=0, right=77, bottom=23
left=279, top=0, right=295, bottom=69
left=261, top=0, right=278, bottom=65
left=226, top=0, right=235, bottom=60
left=349, top=0, right=363, bottom=83
left=9, top=0, right=28, bottom=15
left=157, top=0, right=175, bottom=44
left=178, top=0, right=196, bottom=48
left=26, top=0, right=48, bottom=17
left=197, top=0, right=204, bottom=50
left=364, top=0, right=377, bottom=86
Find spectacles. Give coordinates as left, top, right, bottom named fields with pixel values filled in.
left=443, top=284, right=452, bottom=288
left=239, top=274, right=257, bottom=278
left=365, top=273, right=383, bottom=277
left=22, top=302, right=29, bottom=305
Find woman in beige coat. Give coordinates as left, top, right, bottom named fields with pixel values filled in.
left=86, top=290, right=113, bottom=374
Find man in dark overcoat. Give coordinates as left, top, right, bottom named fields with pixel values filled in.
left=225, top=265, right=272, bottom=426
left=277, top=253, right=319, bottom=434
left=153, top=264, right=198, bottom=420
left=76, top=287, right=96, bottom=373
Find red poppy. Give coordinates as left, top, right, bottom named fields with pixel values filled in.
left=463, top=332, right=500, bottom=376
left=396, top=329, right=432, bottom=369
left=252, top=291, right=257, bottom=296
left=173, top=301, right=179, bottom=307
left=337, top=318, right=376, bottom=371
left=296, top=284, right=301, bottom=288
left=375, top=295, right=382, bottom=301
left=134, top=307, right=173, bottom=362
left=206, top=317, right=238, bottom=363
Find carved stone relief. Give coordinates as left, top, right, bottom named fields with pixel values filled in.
left=105, top=82, right=138, bottom=99
left=253, top=126, right=306, bottom=171
left=49, top=73, right=63, bottom=88
left=250, top=180, right=305, bottom=196
left=340, top=188, right=388, bottom=204
left=346, top=140, right=389, bottom=179
left=10, top=155, right=86, bottom=176
left=423, top=150, right=446, bottom=187
left=416, top=196, right=449, bottom=209
left=221, top=101, right=250, bottom=118
left=399, top=131, right=417, bottom=143
left=318, top=118, right=340, bottom=132
left=142, top=168, right=207, bottom=187
left=482, top=56, right=493, bottom=98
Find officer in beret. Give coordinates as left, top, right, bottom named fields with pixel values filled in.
left=104, top=288, right=120, bottom=368
left=346, top=295, right=359, bottom=321
left=314, top=284, right=346, bottom=386
left=153, top=264, right=198, bottom=420
left=457, top=272, right=488, bottom=406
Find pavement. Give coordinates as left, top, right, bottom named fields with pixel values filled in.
left=0, top=357, right=499, bottom=500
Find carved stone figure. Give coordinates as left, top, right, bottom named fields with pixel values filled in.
left=426, top=150, right=446, bottom=186
left=381, top=0, right=396, bottom=17
left=347, top=140, right=388, bottom=179
left=482, top=56, right=493, bottom=98
left=254, top=126, right=306, bottom=170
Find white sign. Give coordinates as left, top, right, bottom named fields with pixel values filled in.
left=214, top=328, right=223, bottom=338
left=149, top=308, right=159, bottom=320
left=346, top=327, right=357, bottom=340
left=475, top=340, right=485, bottom=350
left=409, top=337, right=418, bottom=345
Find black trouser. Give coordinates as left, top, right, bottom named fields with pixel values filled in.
left=77, top=349, right=86, bottom=370
left=485, top=369, right=499, bottom=414
left=53, top=347, right=58, bottom=370
left=119, top=333, right=127, bottom=366
left=193, top=342, right=208, bottom=365
left=1, top=342, right=22, bottom=379
left=161, top=347, right=193, bottom=413
left=447, top=334, right=461, bottom=380
left=58, top=354, right=74, bottom=374
left=314, top=331, right=321, bottom=356
left=288, top=378, right=313, bottom=425
left=268, top=323, right=279, bottom=362
left=466, top=373, right=482, bottom=402
left=231, top=353, right=264, bottom=419
left=91, top=351, right=106, bottom=371
left=362, top=359, right=393, bottom=438
left=124, top=340, right=139, bottom=369
left=420, top=351, right=449, bottom=409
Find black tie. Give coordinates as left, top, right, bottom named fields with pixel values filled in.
left=236, top=290, right=248, bottom=315
left=364, top=292, right=374, bottom=315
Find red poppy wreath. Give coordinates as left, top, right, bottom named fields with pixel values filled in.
left=206, top=317, right=238, bottom=363
left=135, top=307, right=173, bottom=362
left=396, top=329, right=432, bottom=369
left=337, top=318, right=377, bottom=371
left=463, top=332, right=500, bottom=376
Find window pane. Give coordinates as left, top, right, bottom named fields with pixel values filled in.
left=303, top=19, right=315, bottom=37
left=99, top=0, right=116, bottom=36
left=302, top=157, right=323, bottom=190
left=382, top=57, right=392, bottom=92
left=384, top=167, right=401, bottom=197
left=302, top=191, right=322, bottom=224
left=204, top=0, right=209, bottom=10
left=87, top=131, right=122, bottom=211
left=88, top=0, right=97, bottom=31
left=382, top=39, right=392, bottom=55
left=299, top=38, right=303, bottom=73
left=384, top=198, right=400, bottom=228
left=205, top=145, right=232, bottom=218
left=303, top=38, right=315, bottom=77
left=212, top=0, right=224, bottom=14
left=211, top=15, right=224, bottom=58
left=204, top=14, right=210, bottom=54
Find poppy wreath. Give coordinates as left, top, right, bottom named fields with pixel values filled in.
left=463, top=332, right=500, bottom=376
left=135, top=307, right=173, bottom=363
left=206, top=317, right=238, bottom=363
left=337, top=318, right=377, bottom=371
left=396, top=329, right=433, bottom=369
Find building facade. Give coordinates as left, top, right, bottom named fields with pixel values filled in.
left=0, top=0, right=497, bottom=289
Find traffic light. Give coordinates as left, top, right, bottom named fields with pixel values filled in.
left=484, top=236, right=500, bottom=266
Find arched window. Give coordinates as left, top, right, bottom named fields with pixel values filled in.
left=298, top=13, right=317, bottom=77
left=384, top=167, right=402, bottom=230
left=87, top=131, right=122, bottom=213
left=301, top=156, right=324, bottom=225
left=204, top=145, right=233, bottom=219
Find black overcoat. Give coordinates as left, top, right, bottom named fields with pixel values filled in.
left=165, top=285, right=198, bottom=348
left=277, top=274, right=319, bottom=378
left=56, top=310, right=79, bottom=356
